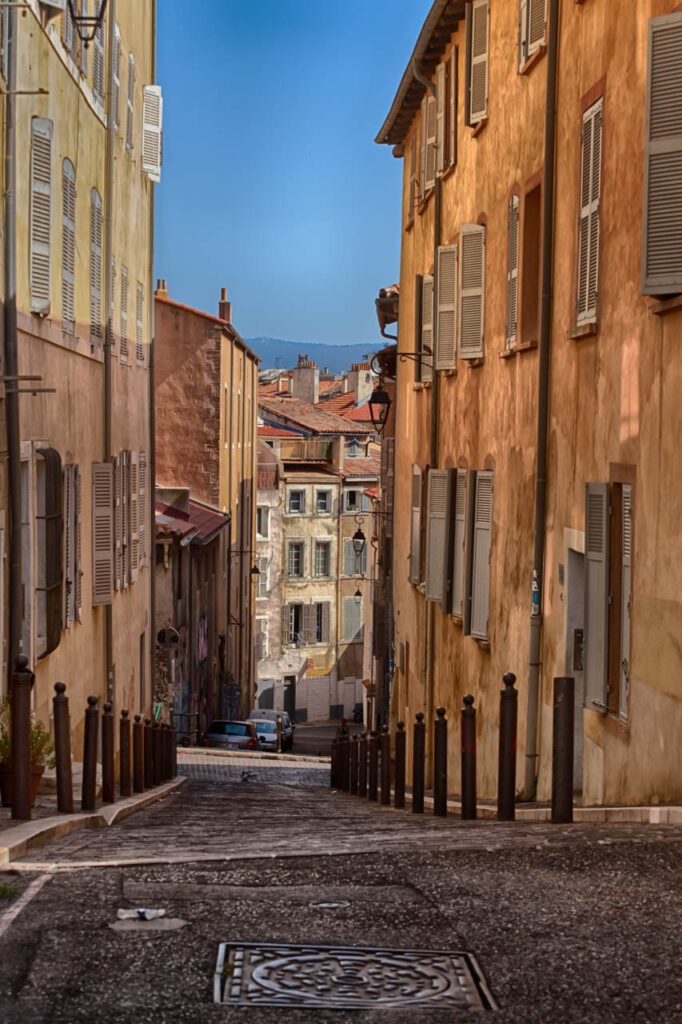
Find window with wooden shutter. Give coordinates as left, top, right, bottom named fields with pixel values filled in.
left=618, top=484, right=633, bottom=721
left=425, top=469, right=452, bottom=603
left=138, top=451, right=146, bottom=569
left=506, top=195, right=520, bottom=349
left=320, top=601, right=331, bottom=643
left=126, top=53, right=135, bottom=153
left=459, top=224, right=485, bottom=359
left=469, top=0, right=489, bottom=124
left=419, top=97, right=427, bottom=207
left=424, top=92, right=437, bottom=191
left=61, top=159, right=76, bottom=335
left=282, top=604, right=291, bottom=645
left=142, top=84, right=163, bottom=182
left=436, top=244, right=458, bottom=370
left=421, top=274, right=434, bottom=382
left=451, top=469, right=468, bottom=617
left=114, top=454, right=122, bottom=590
left=129, top=451, right=139, bottom=583
left=584, top=481, right=609, bottom=711
left=74, top=463, right=82, bottom=619
left=436, top=62, right=445, bottom=176
left=302, top=604, right=316, bottom=645
left=256, top=557, right=268, bottom=598
left=408, top=132, right=416, bottom=223
left=30, top=118, right=53, bottom=316
left=519, top=0, right=546, bottom=70
left=63, top=2, right=74, bottom=54
left=80, top=0, right=88, bottom=76
left=121, top=451, right=129, bottom=587
left=90, top=188, right=103, bottom=345
left=120, top=265, right=129, bottom=362
left=136, top=281, right=144, bottom=363
left=409, top=464, right=423, bottom=584
left=577, top=98, right=602, bottom=323
left=449, top=47, right=457, bottom=168
left=36, top=448, right=62, bottom=656
left=93, top=19, right=105, bottom=106
left=62, top=464, right=74, bottom=627
left=112, top=23, right=121, bottom=130
left=469, top=470, right=494, bottom=641
left=343, top=596, right=363, bottom=643
left=642, top=13, right=682, bottom=295
left=92, top=461, right=113, bottom=606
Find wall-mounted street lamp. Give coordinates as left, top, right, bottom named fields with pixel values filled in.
left=352, top=527, right=366, bottom=559
left=354, top=587, right=362, bottom=606
left=66, top=0, right=108, bottom=42
left=368, top=384, right=392, bottom=435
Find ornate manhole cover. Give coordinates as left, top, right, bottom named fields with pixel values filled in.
left=213, top=942, right=497, bottom=1011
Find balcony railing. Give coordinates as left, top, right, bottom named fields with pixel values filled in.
left=279, top=439, right=333, bottom=462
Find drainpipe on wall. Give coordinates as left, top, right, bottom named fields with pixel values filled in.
left=524, top=0, right=560, bottom=800
left=148, top=0, right=157, bottom=716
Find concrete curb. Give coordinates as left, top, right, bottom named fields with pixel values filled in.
left=0, top=777, right=185, bottom=864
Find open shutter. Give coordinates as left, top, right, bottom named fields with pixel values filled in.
left=619, top=484, right=632, bottom=720
left=451, top=469, right=468, bottom=617
left=120, top=266, right=128, bottom=362
left=37, top=449, right=63, bottom=656
left=642, top=13, right=682, bottom=294
left=343, top=537, right=354, bottom=576
left=121, top=451, right=129, bottom=588
left=93, top=20, right=104, bottom=105
left=506, top=195, right=520, bottom=349
left=282, top=604, right=290, bottom=645
left=528, top=0, right=546, bottom=53
left=425, top=469, right=451, bottom=603
left=408, top=132, right=416, bottom=222
left=469, top=0, right=489, bottom=124
left=138, top=451, right=146, bottom=568
left=470, top=471, right=493, bottom=640
left=303, top=604, right=316, bottom=645
left=409, top=464, right=423, bottom=584
left=126, top=53, right=135, bottom=152
left=421, top=274, right=434, bottom=382
left=436, top=244, right=458, bottom=370
left=112, top=23, right=121, bottom=130
left=130, top=451, right=139, bottom=583
left=74, top=464, right=82, bottom=619
left=114, top=454, right=122, bottom=590
left=519, top=0, right=528, bottom=70
left=63, top=3, right=73, bottom=51
left=584, top=482, right=610, bottom=711
left=321, top=601, right=331, bottom=643
left=80, top=0, right=88, bottom=75
left=142, top=84, right=163, bottom=182
left=436, top=62, right=445, bottom=175
left=424, top=92, right=437, bottom=191
left=459, top=224, right=485, bottom=359
left=449, top=46, right=457, bottom=167
left=136, top=281, right=144, bottom=363
left=30, top=118, right=52, bottom=316
left=577, top=99, right=602, bottom=322
left=90, top=188, right=103, bottom=345
left=92, top=462, right=113, bottom=606
left=62, top=463, right=73, bottom=627
left=61, top=159, right=76, bottom=334
left=419, top=97, right=427, bottom=206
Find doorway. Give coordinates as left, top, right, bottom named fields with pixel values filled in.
left=565, top=548, right=585, bottom=792
left=284, top=675, right=296, bottom=719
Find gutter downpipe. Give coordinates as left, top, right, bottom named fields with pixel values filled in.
left=3, top=6, right=21, bottom=680
left=104, top=0, right=116, bottom=703
left=148, top=0, right=157, bottom=716
left=524, top=0, right=560, bottom=799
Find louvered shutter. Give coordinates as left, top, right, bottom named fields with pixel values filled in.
left=469, top=0, right=489, bottom=124
left=61, top=159, right=76, bottom=334
left=408, top=132, right=416, bottom=222
left=385, top=438, right=394, bottom=537
left=136, top=281, right=144, bottom=363
left=528, top=0, right=546, bottom=53
left=436, top=244, right=458, bottom=369
left=93, top=21, right=104, bottom=105
left=62, top=463, right=73, bottom=626
left=142, top=85, right=163, bottom=182
left=421, top=274, right=434, bottom=382
left=584, top=482, right=609, bottom=711
left=130, top=451, right=139, bottom=582
left=343, top=537, right=354, bottom=576
left=92, top=462, right=113, bottom=605
left=425, top=469, right=451, bottom=602
left=451, top=469, right=468, bottom=617
left=63, top=3, right=73, bottom=51
left=519, top=0, right=528, bottom=71
left=449, top=46, right=457, bottom=167
left=303, top=604, right=316, bottom=645
left=138, top=451, right=146, bottom=568
left=121, top=451, right=129, bottom=587
left=409, top=464, right=423, bottom=584
left=436, top=62, right=445, bottom=175
left=0, top=6, right=8, bottom=81
left=619, top=484, right=632, bottom=720
left=120, top=266, right=128, bottom=361
left=74, top=464, right=82, bottom=619
left=642, top=13, right=682, bottom=295
left=80, top=0, right=88, bottom=75
left=577, top=99, right=602, bottom=322
left=126, top=54, right=135, bottom=152
left=90, top=188, right=103, bottom=345
left=321, top=601, right=331, bottom=643
left=114, top=454, right=122, bottom=590
left=112, top=23, right=121, bottom=130
left=506, top=195, right=520, bottom=349
left=470, top=471, right=493, bottom=640
left=282, top=604, right=290, bottom=645
left=30, top=118, right=53, bottom=316
left=343, top=597, right=362, bottom=642
left=459, top=224, right=485, bottom=359
left=424, top=93, right=437, bottom=191
left=419, top=97, right=427, bottom=206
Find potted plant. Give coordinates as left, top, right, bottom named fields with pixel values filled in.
left=0, top=700, right=55, bottom=808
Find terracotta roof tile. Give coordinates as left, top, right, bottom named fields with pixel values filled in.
left=155, top=498, right=229, bottom=545
left=343, top=456, right=381, bottom=478
left=259, top=395, right=371, bottom=435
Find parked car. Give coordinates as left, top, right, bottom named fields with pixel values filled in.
left=202, top=720, right=259, bottom=751
left=249, top=709, right=295, bottom=751
left=248, top=718, right=278, bottom=752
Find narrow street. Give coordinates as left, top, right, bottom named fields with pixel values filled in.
left=0, top=759, right=680, bottom=1023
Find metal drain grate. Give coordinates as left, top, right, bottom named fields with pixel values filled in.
left=213, top=942, right=497, bottom=1011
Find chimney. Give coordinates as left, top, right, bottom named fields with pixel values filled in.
left=346, top=363, right=373, bottom=406
left=218, top=287, right=232, bottom=323
left=155, top=278, right=169, bottom=299
left=290, top=354, right=319, bottom=405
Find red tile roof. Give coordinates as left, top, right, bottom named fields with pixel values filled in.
left=259, top=395, right=371, bottom=435
left=155, top=498, right=229, bottom=546
left=258, top=424, right=303, bottom=438
left=343, top=456, right=381, bottom=478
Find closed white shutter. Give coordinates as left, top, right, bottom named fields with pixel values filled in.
left=436, top=62, right=446, bottom=176
left=343, top=597, right=362, bottom=642
left=138, top=451, right=147, bottom=568
left=408, top=131, right=416, bottom=222
left=343, top=537, right=354, bottom=576
left=425, top=469, right=451, bottom=602
left=469, top=0, right=489, bottom=124
left=506, top=194, right=520, bottom=349
left=619, top=484, right=632, bottom=721
left=142, top=84, right=163, bottom=182
left=74, top=463, right=82, bottom=619
left=419, top=96, right=427, bottom=207
left=136, top=281, right=144, bottom=363
left=30, top=118, right=53, bottom=316
left=92, top=462, right=113, bottom=606
left=62, top=464, right=73, bottom=627
left=470, top=470, right=493, bottom=641
left=424, top=93, right=437, bottom=191
left=93, top=21, right=105, bottom=105
left=449, top=46, right=457, bottom=167
left=130, top=451, right=139, bottom=583
left=459, top=224, right=485, bottom=359
left=121, top=451, right=129, bottom=588
left=90, top=188, right=103, bottom=345
left=126, top=54, right=135, bottom=152
left=114, top=453, right=122, bottom=590
left=421, top=274, right=434, bottom=382
left=577, top=99, right=602, bottom=322
left=528, top=0, right=547, bottom=53
left=112, top=23, right=121, bottom=130
left=451, top=469, right=468, bottom=617
left=584, top=482, right=609, bottom=711
left=302, top=604, right=316, bottom=645
left=436, top=244, right=458, bottom=370
left=409, top=464, right=423, bottom=584
left=61, top=159, right=76, bottom=334
left=120, top=266, right=128, bottom=362
left=642, top=13, right=682, bottom=295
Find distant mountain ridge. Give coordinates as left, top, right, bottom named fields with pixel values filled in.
left=246, top=337, right=383, bottom=375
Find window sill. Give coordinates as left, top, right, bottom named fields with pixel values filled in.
left=499, top=347, right=516, bottom=359
left=417, top=189, right=434, bottom=215
left=440, top=368, right=456, bottom=376
left=451, top=614, right=463, bottom=626
left=649, top=294, right=682, bottom=317
left=518, top=338, right=539, bottom=352
left=474, top=639, right=490, bottom=651
left=567, top=321, right=598, bottom=340
left=440, top=162, right=457, bottom=183
left=412, top=383, right=424, bottom=392
left=471, top=117, right=488, bottom=138
left=518, top=45, right=546, bottom=76
left=464, top=357, right=485, bottom=368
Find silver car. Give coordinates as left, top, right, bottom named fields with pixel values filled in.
left=249, top=709, right=295, bottom=750
left=249, top=718, right=278, bottom=752
left=202, top=720, right=259, bottom=751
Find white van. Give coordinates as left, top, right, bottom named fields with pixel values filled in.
left=248, top=709, right=294, bottom=750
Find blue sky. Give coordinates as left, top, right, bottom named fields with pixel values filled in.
left=155, top=0, right=431, bottom=345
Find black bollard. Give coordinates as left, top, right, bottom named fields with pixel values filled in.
left=133, top=714, right=144, bottom=793
left=350, top=735, right=359, bottom=794
left=412, top=712, right=425, bottom=814
left=341, top=737, right=351, bottom=792
left=119, top=709, right=131, bottom=798
left=380, top=727, right=391, bottom=806
left=497, top=672, right=518, bottom=821
left=101, top=702, right=115, bottom=803
left=368, top=732, right=379, bottom=801
left=171, top=722, right=177, bottom=778
left=433, top=707, right=448, bottom=817
left=53, top=682, right=73, bottom=814
left=81, top=696, right=99, bottom=812
left=11, top=656, right=34, bottom=821
left=461, top=695, right=477, bottom=820
left=143, top=718, right=153, bottom=789
left=152, top=721, right=162, bottom=786
left=330, top=740, right=337, bottom=788
left=159, top=724, right=167, bottom=783
left=358, top=734, right=367, bottom=797
left=394, top=722, right=406, bottom=809
left=551, top=677, right=575, bottom=824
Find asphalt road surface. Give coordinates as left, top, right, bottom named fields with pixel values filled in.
left=291, top=722, right=363, bottom=758
left=0, top=757, right=680, bottom=1023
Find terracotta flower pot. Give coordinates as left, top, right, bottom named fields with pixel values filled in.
left=0, top=763, right=46, bottom=808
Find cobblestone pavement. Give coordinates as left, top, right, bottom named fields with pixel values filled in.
left=1, top=759, right=680, bottom=1023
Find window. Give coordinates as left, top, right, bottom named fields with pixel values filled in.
left=112, top=23, right=121, bottom=131
left=314, top=540, right=331, bottom=578
left=347, top=438, right=367, bottom=457
left=255, top=557, right=269, bottom=598
left=126, top=54, right=135, bottom=153
left=519, top=0, right=546, bottom=71
left=315, top=601, right=331, bottom=643
left=136, top=281, right=144, bottom=363
left=21, top=447, right=62, bottom=661
left=521, top=184, right=542, bottom=346
left=343, top=538, right=367, bottom=577
left=62, top=2, right=78, bottom=63
left=464, top=470, right=494, bottom=641
left=447, top=47, right=457, bottom=170
left=577, top=97, right=602, bottom=323
left=142, top=84, right=163, bottom=183
left=316, top=489, right=331, bottom=514
left=419, top=89, right=437, bottom=203
left=120, top=266, right=128, bottom=362
left=642, top=13, right=682, bottom=296
left=408, top=132, right=416, bottom=223
left=92, top=460, right=114, bottom=605
left=90, top=189, right=103, bottom=346
left=449, top=469, right=468, bottom=618
left=255, top=618, right=269, bottom=660
left=61, top=159, right=76, bottom=335
left=420, top=274, right=434, bottom=382
left=112, top=450, right=143, bottom=591
left=287, top=541, right=304, bottom=578
left=466, top=0, right=489, bottom=126
left=409, top=464, right=423, bottom=584
left=139, top=632, right=146, bottom=712
left=425, top=469, right=452, bottom=603
left=62, top=463, right=82, bottom=627
left=344, top=489, right=370, bottom=513
left=30, top=118, right=52, bottom=316
left=436, top=245, right=458, bottom=370
left=288, top=489, right=305, bottom=513
left=284, top=603, right=303, bottom=645
left=505, top=195, right=520, bottom=350
left=343, top=596, right=363, bottom=643
left=459, top=224, right=485, bottom=360
left=92, top=18, right=105, bottom=106
left=584, top=480, right=633, bottom=721
left=256, top=506, right=269, bottom=538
